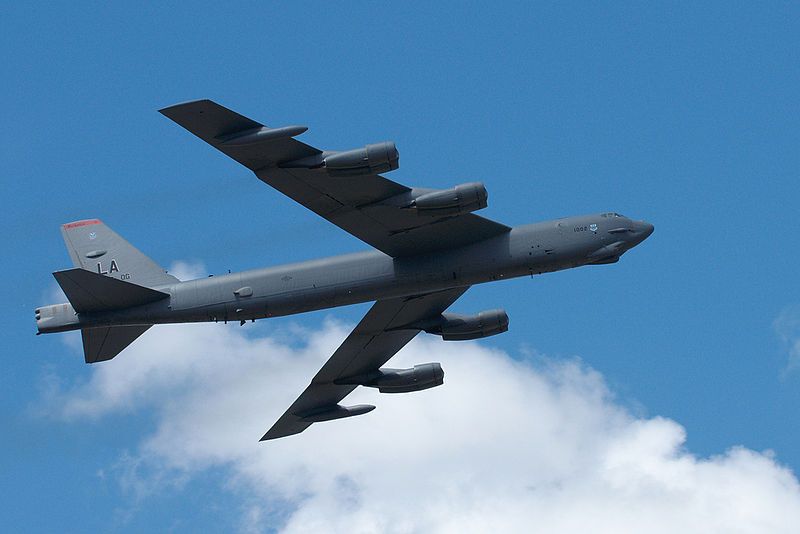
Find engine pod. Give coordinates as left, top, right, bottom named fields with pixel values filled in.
left=323, top=141, right=399, bottom=176
left=428, top=309, right=509, bottom=341
left=410, top=182, right=488, bottom=216
left=335, top=363, right=444, bottom=393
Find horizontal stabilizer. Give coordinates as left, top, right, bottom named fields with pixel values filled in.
left=53, top=268, right=169, bottom=313
left=82, top=325, right=151, bottom=363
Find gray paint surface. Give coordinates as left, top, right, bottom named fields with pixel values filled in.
left=36, top=101, right=654, bottom=440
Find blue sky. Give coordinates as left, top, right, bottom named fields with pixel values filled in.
left=2, top=2, right=799, bottom=532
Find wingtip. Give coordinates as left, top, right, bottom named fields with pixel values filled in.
left=259, top=428, right=293, bottom=442
left=259, top=423, right=309, bottom=442
left=158, top=99, right=214, bottom=115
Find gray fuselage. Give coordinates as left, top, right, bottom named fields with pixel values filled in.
left=38, top=213, right=653, bottom=333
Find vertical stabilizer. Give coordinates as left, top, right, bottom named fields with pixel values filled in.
left=60, top=220, right=178, bottom=288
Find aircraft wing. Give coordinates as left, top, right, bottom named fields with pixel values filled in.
left=261, top=286, right=469, bottom=441
left=160, top=100, right=509, bottom=257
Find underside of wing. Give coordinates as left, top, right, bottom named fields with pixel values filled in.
left=261, top=286, right=470, bottom=441
left=160, top=100, right=510, bottom=257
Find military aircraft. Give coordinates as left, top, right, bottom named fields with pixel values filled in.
left=36, top=100, right=653, bottom=440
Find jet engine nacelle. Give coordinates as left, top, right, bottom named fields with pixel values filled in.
left=428, top=309, right=509, bottom=341
left=323, top=141, right=399, bottom=176
left=335, top=363, right=444, bottom=393
left=410, top=182, right=488, bottom=216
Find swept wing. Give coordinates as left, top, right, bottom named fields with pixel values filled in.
left=159, top=100, right=509, bottom=257
left=262, top=287, right=468, bottom=440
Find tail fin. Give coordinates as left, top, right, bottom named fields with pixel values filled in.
left=82, top=325, right=151, bottom=363
left=60, top=219, right=178, bottom=288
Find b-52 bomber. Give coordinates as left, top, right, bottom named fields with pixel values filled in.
left=36, top=100, right=653, bottom=440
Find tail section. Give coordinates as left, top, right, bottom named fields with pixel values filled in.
left=50, top=269, right=167, bottom=363
left=82, top=325, right=151, bottom=363
left=60, top=219, right=178, bottom=288
left=52, top=219, right=176, bottom=363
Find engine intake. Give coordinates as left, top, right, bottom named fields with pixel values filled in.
left=409, top=182, right=488, bottom=216
left=335, top=363, right=444, bottom=393
left=323, top=141, right=399, bottom=176
left=426, top=309, right=509, bottom=341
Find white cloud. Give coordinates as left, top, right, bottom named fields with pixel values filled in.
left=44, top=319, right=800, bottom=533
left=167, top=260, right=207, bottom=281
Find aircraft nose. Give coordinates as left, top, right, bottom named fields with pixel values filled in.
left=633, top=220, right=654, bottom=242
